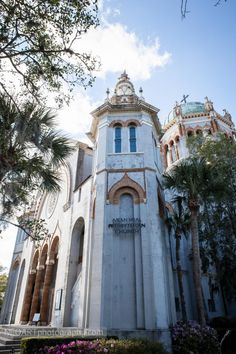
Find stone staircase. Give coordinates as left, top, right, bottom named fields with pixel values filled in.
left=0, top=326, right=21, bottom=353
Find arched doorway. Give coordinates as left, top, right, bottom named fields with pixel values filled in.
left=20, top=250, right=39, bottom=323
left=11, top=259, right=25, bottom=323
left=29, top=244, right=48, bottom=322
left=64, top=218, right=85, bottom=326
left=40, top=236, right=59, bottom=325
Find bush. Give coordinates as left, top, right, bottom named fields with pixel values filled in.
left=171, top=321, right=220, bottom=354
left=21, top=338, right=168, bottom=354
left=21, top=337, right=95, bottom=354
left=40, top=339, right=104, bottom=353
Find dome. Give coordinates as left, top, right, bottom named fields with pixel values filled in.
left=115, top=71, right=135, bottom=96
left=182, top=101, right=206, bottom=115
left=166, top=101, right=207, bottom=124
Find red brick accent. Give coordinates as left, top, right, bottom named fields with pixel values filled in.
left=20, top=271, right=36, bottom=323
left=29, top=266, right=45, bottom=322
left=40, top=262, right=55, bottom=324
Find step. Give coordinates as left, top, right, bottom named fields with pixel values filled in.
left=0, top=334, right=21, bottom=341
left=0, top=343, right=20, bottom=353
left=0, top=338, right=20, bottom=345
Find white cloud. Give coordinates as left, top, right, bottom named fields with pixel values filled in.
left=51, top=2, right=171, bottom=138
left=74, top=23, right=171, bottom=81
left=56, top=91, right=102, bottom=142
left=57, top=18, right=171, bottom=138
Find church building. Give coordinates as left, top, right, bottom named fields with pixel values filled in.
left=1, top=72, right=235, bottom=345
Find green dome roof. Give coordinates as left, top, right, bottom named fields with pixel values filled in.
left=182, top=102, right=206, bottom=115
left=166, top=101, right=207, bottom=124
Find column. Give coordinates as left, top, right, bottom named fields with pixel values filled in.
left=163, top=146, right=168, bottom=169
left=40, top=259, right=55, bottom=324
left=29, top=265, right=45, bottom=322
left=178, top=123, right=183, bottom=137
left=20, top=270, right=36, bottom=323
left=211, top=119, right=218, bottom=133
left=167, top=146, right=173, bottom=166
left=174, top=142, right=180, bottom=160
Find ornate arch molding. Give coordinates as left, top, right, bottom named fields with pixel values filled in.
left=39, top=243, right=49, bottom=266
left=49, top=235, right=60, bottom=262
left=108, top=173, right=146, bottom=204
left=109, top=120, right=125, bottom=128
left=109, top=119, right=141, bottom=128
left=124, top=119, right=141, bottom=127
left=31, top=250, right=39, bottom=272
left=63, top=163, right=73, bottom=211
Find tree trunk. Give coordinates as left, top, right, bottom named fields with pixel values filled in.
left=190, top=204, right=206, bottom=326
left=176, top=232, right=187, bottom=321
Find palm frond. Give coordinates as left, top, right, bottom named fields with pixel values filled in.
left=0, top=93, right=73, bottom=217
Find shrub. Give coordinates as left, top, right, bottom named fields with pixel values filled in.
left=87, top=339, right=168, bottom=354
left=21, top=337, right=95, bottom=354
left=171, top=321, right=220, bottom=354
left=40, top=339, right=104, bottom=353
left=30, top=338, right=168, bottom=354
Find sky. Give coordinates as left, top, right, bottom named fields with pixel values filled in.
left=1, top=0, right=236, bottom=270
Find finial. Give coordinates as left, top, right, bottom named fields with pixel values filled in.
left=106, top=88, right=110, bottom=100
left=204, top=96, right=214, bottom=112
left=181, top=94, right=189, bottom=104
left=222, top=109, right=232, bottom=122
left=120, top=70, right=129, bottom=80
left=139, top=87, right=144, bottom=100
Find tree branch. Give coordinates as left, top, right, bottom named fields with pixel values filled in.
left=0, top=218, right=32, bottom=239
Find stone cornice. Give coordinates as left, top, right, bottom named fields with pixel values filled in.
left=163, top=112, right=211, bottom=131
left=96, top=167, right=156, bottom=175
left=88, top=100, right=161, bottom=141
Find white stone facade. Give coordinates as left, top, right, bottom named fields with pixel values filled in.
left=1, top=73, right=236, bottom=345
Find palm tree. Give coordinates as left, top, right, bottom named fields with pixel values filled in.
left=163, top=157, right=217, bottom=326
left=166, top=196, right=190, bottom=322
left=0, top=93, right=74, bottom=218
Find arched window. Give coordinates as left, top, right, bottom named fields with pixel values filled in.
left=114, top=125, right=122, bottom=153
left=129, top=126, right=136, bottom=152
left=187, top=130, right=193, bottom=137
left=196, top=129, right=203, bottom=136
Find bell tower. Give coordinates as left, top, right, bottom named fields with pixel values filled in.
left=85, top=72, right=175, bottom=343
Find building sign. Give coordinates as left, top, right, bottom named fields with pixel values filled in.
left=108, top=218, right=145, bottom=234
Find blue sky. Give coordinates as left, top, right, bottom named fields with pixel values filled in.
left=90, top=0, right=236, bottom=125
left=1, top=0, right=235, bottom=269
left=56, top=0, right=236, bottom=137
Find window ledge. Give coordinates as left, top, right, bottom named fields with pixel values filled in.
left=108, top=152, right=144, bottom=156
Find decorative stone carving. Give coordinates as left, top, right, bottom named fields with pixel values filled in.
left=223, top=109, right=233, bottom=125
left=204, top=96, right=214, bottom=112
left=12, top=256, right=21, bottom=270
left=108, top=173, right=146, bottom=204
left=174, top=101, right=182, bottom=117
left=110, top=71, right=139, bottom=105
left=46, top=193, right=58, bottom=218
